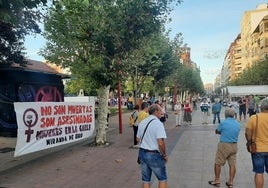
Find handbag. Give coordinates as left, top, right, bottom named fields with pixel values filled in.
left=247, top=115, right=258, bottom=153
left=137, top=119, right=155, bottom=164
left=247, top=141, right=256, bottom=153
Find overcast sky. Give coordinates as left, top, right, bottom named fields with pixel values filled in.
left=24, top=0, right=268, bottom=84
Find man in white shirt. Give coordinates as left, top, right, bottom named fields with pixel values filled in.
left=137, top=104, right=168, bottom=188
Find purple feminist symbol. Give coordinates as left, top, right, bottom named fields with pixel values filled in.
left=23, top=108, right=38, bottom=142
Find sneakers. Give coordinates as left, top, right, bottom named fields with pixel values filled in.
left=132, top=145, right=139, bottom=148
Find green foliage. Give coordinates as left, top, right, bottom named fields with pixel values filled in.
left=123, top=31, right=182, bottom=97
left=170, top=64, right=204, bottom=95
left=41, top=0, right=182, bottom=92
left=214, top=87, right=222, bottom=95
left=160, top=34, right=204, bottom=96
left=229, top=57, right=268, bottom=85
left=64, top=77, right=98, bottom=96
left=0, top=0, right=47, bottom=65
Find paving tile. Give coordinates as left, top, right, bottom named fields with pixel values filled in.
left=0, top=105, right=262, bottom=188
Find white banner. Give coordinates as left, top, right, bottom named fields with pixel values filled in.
left=14, top=102, right=95, bottom=157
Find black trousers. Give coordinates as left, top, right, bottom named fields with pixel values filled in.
left=133, top=126, right=138, bottom=145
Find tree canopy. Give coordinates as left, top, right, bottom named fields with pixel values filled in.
left=0, top=0, right=47, bottom=65
left=229, top=57, right=268, bottom=85
left=41, top=0, right=183, bottom=144
left=41, top=0, right=182, bottom=84
left=123, top=32, right=182, bottom=97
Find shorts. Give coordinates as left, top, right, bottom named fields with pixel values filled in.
left=252, top=152, right=268, bottom=174
left=239, top=108, right=246, bottom=116
left=215, top=142, right=237, bottom=166
left=139, top=148, right=167, bottom=183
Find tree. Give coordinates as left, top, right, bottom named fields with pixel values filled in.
left=170, top=63, right=204, bottom=99
left=0, top=0, right=47, bottom=65
left=229, top=57, right=268, bottom=85
left=41, top=0, right=182, bottom=145
left=123, top=32, right=181, bottom=101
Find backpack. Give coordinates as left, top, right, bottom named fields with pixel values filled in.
left=129, top=111, right=138, bottom=126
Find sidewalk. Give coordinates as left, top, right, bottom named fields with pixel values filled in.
left=0, top=105, right=260, bottom=188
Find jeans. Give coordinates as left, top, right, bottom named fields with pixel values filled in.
left=252, top=152, right=268, bottom=173
left=133, top=126, right=138, bottom=145
left=213, top=112, right=221, bottom=124
left=139, top=148, right=167, bottom=182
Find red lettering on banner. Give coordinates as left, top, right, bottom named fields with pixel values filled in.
left=68, top=105, right=83, bottom=114
left=41, top=106, right=52, bottom=116
left=86, top=106, right=93, bottom=113
left=40, top=117, right=56, bottom=128
left=57, top=115, right=92, bottom=126
left=53, top=105, right=66, bottom=115
left=67, top=105, right=93, bottom=114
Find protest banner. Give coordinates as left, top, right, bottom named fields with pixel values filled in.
left=14, top=102, right=95, bottom=157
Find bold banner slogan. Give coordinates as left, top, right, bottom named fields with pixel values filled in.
left=14, top=102, right=95, bottom=157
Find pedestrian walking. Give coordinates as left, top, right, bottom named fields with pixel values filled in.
left=192, top=96, right=197, bottom=110
left=245, top=98, right=268, bottom=188
left=254, top=95, right=260, bottom=113
left=248, top=94, right=256, bottom=117
left=174, top=101, right=182, bottom=127
left=238, top=96, right=246, bottom=121
left=183, top=100, right=192, bottom=125
left=200, top=98, right=210, bottom=124
left=208, top=108, right=240, bottom=188
left=230, top=100, right=239, bottom=120
left=159, top=102, right=167, bottom=125
left=212, top=99, right=222, bottom=124
left=137, top=104, right=168, bottom=188
left=129, top=105, right=139, bottom=148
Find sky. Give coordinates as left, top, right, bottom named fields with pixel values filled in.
left=24, top=0, right=268, bottom=84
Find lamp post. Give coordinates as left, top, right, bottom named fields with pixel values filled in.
left=117, top=58, right=123, bottom=134
left=134, top=65, right=138, bottom=107
left=173, top=81, right=177, bottom=104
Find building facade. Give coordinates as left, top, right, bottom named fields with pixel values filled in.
left=219, top=4, right=268, bottom=86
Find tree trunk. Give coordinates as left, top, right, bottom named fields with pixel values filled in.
left=95, top=85, right=110, bottom=145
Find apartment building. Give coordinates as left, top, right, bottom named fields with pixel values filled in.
left=228, top=34, right=242, bottom=81
left=220, top=4, right=268, bottom=85
left=241, top=3, right=268, bottom=68
left=180, top=47, right=192, bottom=67
left=204, top=83, right=214, bottom=95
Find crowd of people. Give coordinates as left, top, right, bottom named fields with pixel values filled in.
left=125, top=94, right=268, bottom=188
left=129, top=98, right=194, bottom=188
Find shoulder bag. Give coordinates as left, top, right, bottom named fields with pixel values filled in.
left=137, top=118, right=155, bottom=164
left=247, top=115, right=258, bottom=153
